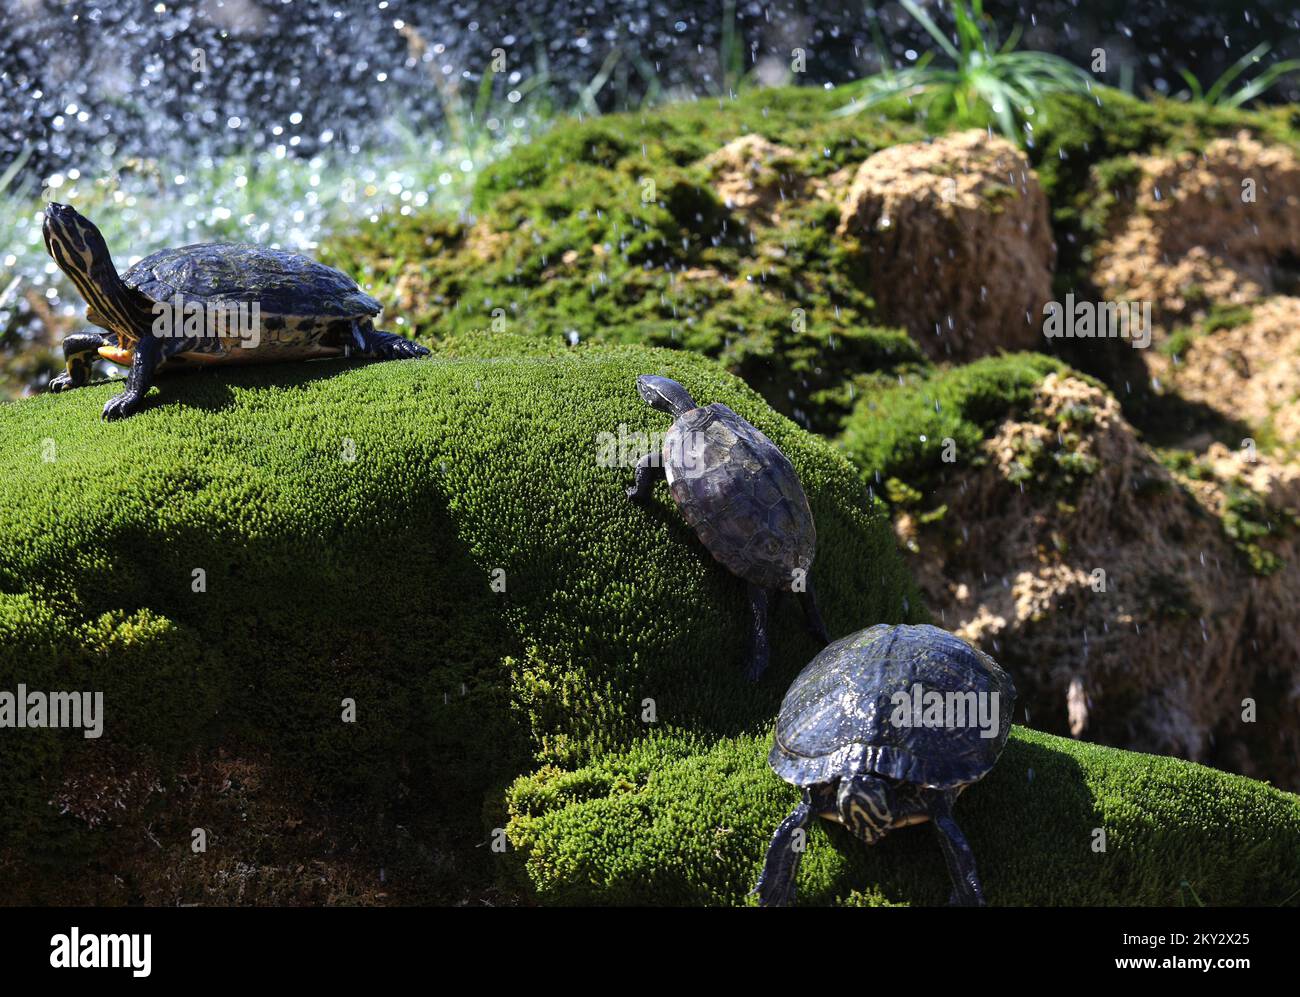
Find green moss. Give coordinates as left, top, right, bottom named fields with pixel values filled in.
left=503, top=725, right=1300, bottom=906
left=1078, top=156, right=1146, bottom=239
left=1156, top=450, right=1294, bottom=576
left=1160, top=326, right=1199, bottom=359
left=321, top=85, right=1300, bottom=435
left=1221, top=481, right=1294, bottom=576
left=1156, top=448, right=1207, bottom=479
left=1161, top=305, right=1255, bottom=359
left=0, top=347, right=918, bottom=859
left=1204, top=304, right=1255, bottom=334
left=325, top=197, right=922, bottom=435
left=321, top=87, right=941, bottom=434
left=838, top=353, right=1088, bottom=498
left=470, top=83, right=915, bottom=203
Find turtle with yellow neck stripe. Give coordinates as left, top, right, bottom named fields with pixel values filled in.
left=42, top=202, right=428, bottom=420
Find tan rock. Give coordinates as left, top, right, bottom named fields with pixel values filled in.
left=897, top=373, right=1300, bottom=787
left=1092, top=131, right=1300, bottom=326
left=465, top=219, right=511, bottom=263
left=1149, top=296, right=1300, bottom=447
left=702, top=134, right=804, bottom=227
left=836, top=130, right=1055, bottom=360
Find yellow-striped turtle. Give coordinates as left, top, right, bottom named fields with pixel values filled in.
left=627, top=374, right=829, bottom=680
left=755, top=623, right=1016, bottom=906
left=42, top=203, right=428, bottom=420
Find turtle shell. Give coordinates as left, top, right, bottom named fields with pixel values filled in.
left=770, top=623, right=1016, bottom=790
left=113, top=244, right=382, bottom=364
left=662, top=403, right=815, bottom=591
left=123, top=244, right=381, bottom=318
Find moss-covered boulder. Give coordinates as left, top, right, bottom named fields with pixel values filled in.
left=836, top=352, right=1300, bottom=792
left=837, top=130, right=1055, bottom=361
left=318, top=84, right=1300, bottom=437
left=839, top=352, right=1078, bottom=496
left=0, top=347, right=916, bottom=874
left=320, top=86, right=940, bottom=435
left=503, top=726, right=1300, bottom=906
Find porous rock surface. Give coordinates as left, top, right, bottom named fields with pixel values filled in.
left=1092, top=132, right=1300, bottom=325
left=894, top=373, right=1300, bottom=788
left=837, top=129, right=1055, bottom=361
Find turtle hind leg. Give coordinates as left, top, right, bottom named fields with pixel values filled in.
left=798, top=575, right=831, bottom=646
left=626, top=452, right=664, bottom=502
left=744, top=582, right=771, bottom=682
left=926, top=790, right=985, bottom=906
left=753, top=793, right=813, bottom=907
left=49, top=330, right=109, bottom=393
left=349, top=323, right=429, bottom=360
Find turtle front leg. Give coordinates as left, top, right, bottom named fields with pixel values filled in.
left=753, top=792, right=813, bottom=907
left=798, top=575, right=831, bottom=646
left=926, top=790, right=985, bottom=907
left=49, top=330, right=109, bottom=393
left=101, top=333, right=162, bottom=421
left=626, top=452, right=664, bottom=502
left=744, top=583, right=771, bottom=681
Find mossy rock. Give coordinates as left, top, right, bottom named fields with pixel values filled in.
left=320, top=85, right=1300, bottom=436
left=0, top=346, right=918, bottom=861
left=839, top=352, right=1094, bottom=499
left=502, top=725, right=1300, bottom=906
left=321, top=86, right=939, bottom=434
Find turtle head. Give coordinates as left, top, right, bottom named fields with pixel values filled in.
left=42, top=203, right=145, bottom=337
left=42, top=203, right=114, bottom=278
left=637, top=375, right=696, bottom=417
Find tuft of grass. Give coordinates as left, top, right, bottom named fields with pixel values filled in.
left=837, top=0, right=1094, bottom=145
left=1176, top=43, right=1300, bottom=109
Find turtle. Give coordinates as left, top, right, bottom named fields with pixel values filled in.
left=754, top=623, right=1016, bottom=907
left=41, top=202, right=429, bottom=420
left=626, top=374, right=829, bottom=681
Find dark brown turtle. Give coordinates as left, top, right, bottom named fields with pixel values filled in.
left=41, top=202, right=428, bottom=420
left=754, top=623, right=1016, bottom=907
left=626, top=375, right=829, bottom=679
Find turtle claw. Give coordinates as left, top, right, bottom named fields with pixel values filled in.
left=357, top=329, right=429, bottom=360
left=752, top=869, right=798, bottom=907
left=101, top=392, right=143, bottom=421
left=377, top=341, right=426, bottom=360
left=753, top=880, right=795, bottom=908
left=48, top=373, right=78, bottom=393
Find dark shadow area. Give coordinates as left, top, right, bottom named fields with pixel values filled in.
left=0, top=445, right=530, bottom=904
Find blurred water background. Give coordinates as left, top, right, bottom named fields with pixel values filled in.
left=2, top=0, right=1298, bottom=395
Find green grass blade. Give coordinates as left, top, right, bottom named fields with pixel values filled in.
left=900, top=0, right=961, bottom=63
left=1205, top=42, right=1269, bottom=105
